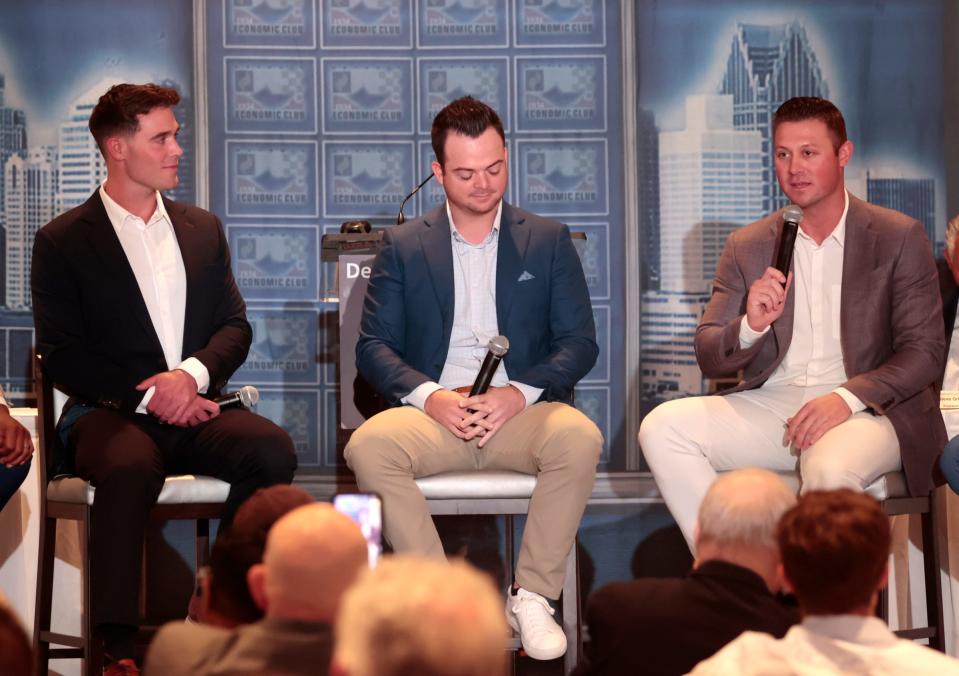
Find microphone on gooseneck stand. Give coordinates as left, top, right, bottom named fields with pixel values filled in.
left=396, top=173, right=435, bottom=225
left=213, top=385, right=260, bottom=410
left=774, top=204, right=804, bottom=280
left=469, top=336, right=510, bottom=397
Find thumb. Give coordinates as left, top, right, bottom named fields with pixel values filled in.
left=136, top=375, right=157, bottom=391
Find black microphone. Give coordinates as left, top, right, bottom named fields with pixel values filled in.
left=469, top=336, right=510, bottom=397
left=774, top=204, right=804, bottom=278
left=396, top=173, right=434, bottom=225
left=214, top=385, right=259, bottom=409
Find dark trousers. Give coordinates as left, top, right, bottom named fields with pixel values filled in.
left=69, top=407, right=297, bottom=629
left=0, top=460, right=30, bottom=510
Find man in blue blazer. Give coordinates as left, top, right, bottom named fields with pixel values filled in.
left=346, top=97, right=601, bottom=661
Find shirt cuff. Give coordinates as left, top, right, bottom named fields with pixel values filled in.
left=508, top=381, right=544, bottom=409
left=176, top=358, right=210, bottom=394
left=739, top=315, right=770, bottom=349
left=137, top=387, right=155, bottom=415
left=833, top=387, right=867, bottom=414
left=402, top=381, right=444, bottom=411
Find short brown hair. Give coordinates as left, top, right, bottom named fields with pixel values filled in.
left=431, top=96, right=505, bottom=165
left=777, top=489, right=889, bottom=615
left=773, top=96, right=847, bottom=152
left=88, top=83, right=180, bottom=155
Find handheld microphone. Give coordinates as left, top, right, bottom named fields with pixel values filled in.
left=213, top=385, right=259, bottom=409
left=396, top=173, right=434, bottom=225
left=469, top=336, right=510, bottom=397
left=774, top=204, right=804, bottom=278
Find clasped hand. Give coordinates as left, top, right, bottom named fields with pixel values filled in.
left=136, top=369, right=219, bottom=427
left=425, top=385, right=525, bottom=447
left=786, top=393, right=852, bottom=451
left=0, top=408, right=33, bottom=468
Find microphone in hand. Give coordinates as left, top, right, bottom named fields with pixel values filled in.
left=213, top=385, right=259, bottom=410
left=469, top=336, right=510, bottom=397
left=774, top=204, right=804, bottom=280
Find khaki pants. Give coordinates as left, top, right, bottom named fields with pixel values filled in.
left=345, top=402, right=602, bottom=598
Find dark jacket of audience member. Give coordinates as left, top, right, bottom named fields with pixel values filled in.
left=575, top=469, right=800, bottom=676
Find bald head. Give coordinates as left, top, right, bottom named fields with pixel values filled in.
left=250, top=503, right=368, bottom=622
left=697, top=469, right=796, bottom=550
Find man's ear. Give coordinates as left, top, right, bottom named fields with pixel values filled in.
left=431, top=159, right=444, bottom=188
left=246, top=563, right=268, bottom=612
left=103, top=135, right=126, bottom=162
left=837, top=139, right=853, bottom=168
left=777, top=562, right=795, bottom=595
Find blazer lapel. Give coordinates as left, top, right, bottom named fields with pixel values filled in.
left=82, top=192, right=164, bottom=354
left=419, top=207, right=455, bottom=338
left=496, top=203, right=530, bottom=329
left=840, top=196, right=880, bottom=369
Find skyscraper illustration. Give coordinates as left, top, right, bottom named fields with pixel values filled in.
left=866, top=172, right=936, bottom=248
left=638, top=107, right=660, bottom=292
left=4, top=146, right=58, bottom=309
left=658, top=94, right=763, bottom=293
left=0, top=74, right=28, bottom=213
left=56, top=79, right=112, bottom=214
left=720, top=21, right=827, bottom=214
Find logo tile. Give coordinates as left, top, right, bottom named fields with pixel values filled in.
left=224, top=0, right=316, bottom=48
left=237, top=309, right=319, bottom=385
left=417, top=0, right=508, bottom=48
left=322, top=59, right=413, bottom=134
left=321, top=0, right=412, bottom=48
left=323, top=142, right=415, bottom=219
left=229, top=225, right=319, bottom=302
left=254, top=389, right=320, bottom=466
left=225, top=58, right=316, bottom=134
left=227, top=141, right=318, bottom=218
left=418, top=57, right=510, bottom=133
left=517, top=140, right=608, bottom=216
left=515, top=0, right=605, bottom=47
left=516, top=56, right=606, bottom=132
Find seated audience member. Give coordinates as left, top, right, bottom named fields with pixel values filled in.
left=144, top=503, right=367, bottom=676
left=0, top=594, right=32, bottom=676
left=690, top=489, right=959, bottom=675
left=193, top=485, right=314, bottom=627
left=575, top=469, right=799, bottom=676
left=332, top=556, right=507, bottom=676
left=938, top=214, right=959, bottom=494
left=0, top=385, right=34, bottom=512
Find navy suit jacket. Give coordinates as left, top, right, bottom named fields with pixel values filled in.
left=356, top=202, right=597, bottom=406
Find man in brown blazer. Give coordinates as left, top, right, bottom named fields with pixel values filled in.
left=640, top=97, right=946, bottom=549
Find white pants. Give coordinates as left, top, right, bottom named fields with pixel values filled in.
left=638, top=384, right=901, bottom=550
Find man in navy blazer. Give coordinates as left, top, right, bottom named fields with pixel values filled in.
left=346, top=97, right=601, bottom=661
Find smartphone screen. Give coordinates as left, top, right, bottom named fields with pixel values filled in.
left=333, top=492, right=383, bottom=568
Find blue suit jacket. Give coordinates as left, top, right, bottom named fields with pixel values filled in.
left=356, top=202, right=598, bottom=406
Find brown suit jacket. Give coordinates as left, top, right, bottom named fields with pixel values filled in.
left=695, top=195, right=946, bottom=496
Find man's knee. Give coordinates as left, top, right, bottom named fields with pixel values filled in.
left=539, top=405, right=603, bottom=470
left=638, top=399, right=684, bottom=458
left=231, top=416, right=297, bottom=484
left=801, top=453, right=866, bottom=492
left=343, top=421, right=411, bottom=486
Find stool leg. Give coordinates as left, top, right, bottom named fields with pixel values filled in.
left=83, top=510, right=102, bottom=676
left=33, top=514, right=56, bottom=676
left=922, top=494, right=945, bottom=652
left=562, top=540, right=581, bottom=675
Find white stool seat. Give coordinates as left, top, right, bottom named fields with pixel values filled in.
left=415, top=470, right=536, bottom=499
left=774, top=470, right=908, bottom=501
left=47, top=474, right=231, bottom=505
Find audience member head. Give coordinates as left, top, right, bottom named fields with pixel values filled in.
left=694, top=469, right=797, bottom=590
left=0, top=595, right=32, bottom=676
left=431, top=95, right=505, bottom=166
left=333, top=556, right=507, bottom=676
left=201, top=485, right=314, bottom=627
left=88, top=83, right=180, bottom=157
left=773, top=96, right=848, bottom=153
left=247, top=503, right=368, bottom=622
left=777, top=489, right=890, bottom=616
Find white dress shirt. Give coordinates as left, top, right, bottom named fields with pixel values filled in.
left=688, top=615, right=959, bottom=675
left=739, top=192, right=865, bottom=413
left=402, top=201, right=543, bottom=410
left=941, top=310, right=959, bottom=439
left=99, top=185, right=209, bottom=413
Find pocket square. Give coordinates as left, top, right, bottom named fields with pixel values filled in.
left=517, top=270, right=535, bottom=282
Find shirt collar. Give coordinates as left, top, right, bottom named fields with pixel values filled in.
left=446, top=200, right=503, bottom=246
left=99, top=182, right=170, bottom=234
left=799, top=614, right=898, bottom=647
left=797, top=190, right=849, bottom=248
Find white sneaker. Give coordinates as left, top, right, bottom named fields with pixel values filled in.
left=505, top=586, right=567, bottom=660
